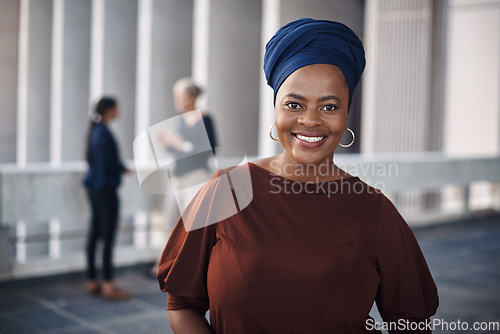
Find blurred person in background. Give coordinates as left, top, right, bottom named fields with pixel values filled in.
left=158, top=77, right=217, bottom=209
left=150, top=78, right=218, bottom=277
left=82, top=97, right=131, bottom=300
left=157, top=78, right=217, bottom=226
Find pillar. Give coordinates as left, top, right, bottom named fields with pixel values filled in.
left=61, top=0, right=92, bottom=162
left=208, top=0, right=263, bottom=157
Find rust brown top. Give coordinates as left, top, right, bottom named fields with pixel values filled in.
left=157, top=162, right=438, bottom=333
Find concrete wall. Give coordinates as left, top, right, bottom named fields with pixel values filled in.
left=61, top=0, right=92, bottom=162
left=207, top=0, right=262, bottom=156
left=361, top=0, right=446, bottom=154
left=3, top=0, right=499, bottom=164
left=150, top=0, right=194, bottom=125
left=444, top=0, right=500, bottom=156
left=26, top=0, right=52, bottom=162
left=0, top=0, right=19, bottom=163
left=102, top=0, right=138, bottom=160
left=1, top=0, right=367, bottom=164
left=280, top=0, right=364, bottom=35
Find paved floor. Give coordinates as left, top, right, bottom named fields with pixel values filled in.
left=0, top=215, right=499, bottom=334
left=414, top=215, right=500, bottom=332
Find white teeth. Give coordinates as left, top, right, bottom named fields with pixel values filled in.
left=296, top=134, right=325, bottom=143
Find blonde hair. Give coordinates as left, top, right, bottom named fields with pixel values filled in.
left=173, top=77, right=203, bottom=98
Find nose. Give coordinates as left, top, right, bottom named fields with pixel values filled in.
left=298, top=108, right=323, bottom=127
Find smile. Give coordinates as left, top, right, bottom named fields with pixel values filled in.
left=295, top=134, right=324, bottom=142
left=292, top=132, right=328, bottom=148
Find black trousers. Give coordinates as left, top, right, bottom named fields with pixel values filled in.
left=85, top=188, right=119, bottom=281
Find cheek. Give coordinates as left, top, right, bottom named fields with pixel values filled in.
left=332, top=119, right=348, bottom=132
left=327, top=113, right=348, bottom=131
left=275, top=111, right=294, bottom=135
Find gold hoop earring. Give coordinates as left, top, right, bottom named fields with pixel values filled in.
left=339, top=128, right=355, bottom=148
left=269, top=122, right=279, bottom=141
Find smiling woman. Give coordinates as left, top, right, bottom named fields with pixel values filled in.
left=275, top=64, right=350, bottom=169
left=158, top=18, right=439, bottom=334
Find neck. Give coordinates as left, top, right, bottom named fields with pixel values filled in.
left=182, top=109, right=203, bottom=125
left=182, top=109, right=198, bottom=117
left=273, top=151, right=344, bottom=183
left=183, top=104, right=197, bottom=113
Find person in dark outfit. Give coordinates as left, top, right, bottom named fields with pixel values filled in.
left=82, top=97, right=130, bottom=300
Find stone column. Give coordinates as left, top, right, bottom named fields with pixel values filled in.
left=101, top=0, right=138, bottom=159
left=18, top=0, right=53, bottom=164
left=149, top=0, right=194, bottom=125
left=0, top=0, right=19, bottom=163
left=61, top=0, right=92, bottom=162
left=207, top=0, right=263, bottom=157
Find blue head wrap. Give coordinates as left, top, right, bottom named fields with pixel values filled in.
left=264, top=18, right=366, bottom=110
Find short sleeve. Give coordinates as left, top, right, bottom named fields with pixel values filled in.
left=375, top=195, right=439, bottom=333
left=202, top=115, right=217, bottom=150
left=157, top=171, right=221, bottom=314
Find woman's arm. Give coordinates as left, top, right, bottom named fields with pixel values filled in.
left=157, top=131, right=188, bottom=152
left=168, top=309, right=214, bottom=334
left=375, top=195, right=438, bottom=333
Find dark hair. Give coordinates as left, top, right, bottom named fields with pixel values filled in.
left=85, top=97, right=117, bottom=164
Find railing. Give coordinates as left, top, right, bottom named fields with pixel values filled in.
left=338, top=153, right=500, bottom=224
left=1, top=153, right=499, bottom=281
left=0, top=161, right=164, bottom=281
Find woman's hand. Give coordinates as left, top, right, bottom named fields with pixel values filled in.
left=168, top=309, right=214, bottom=334
left=157, top=131, right=194, bottom=152
left=157, top=131, right=187, bottom=151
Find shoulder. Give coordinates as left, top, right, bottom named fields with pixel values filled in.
left=91, top=124, right=111, bottom=140
left=372, top=191, right=411, bottom=235
left=94, top=123, right=111, bottom=135
left=351, top=183, right=395, bottom=214
left=217, top=161, right=252, bottom=174
left=353, top=177, right=385, bottom=198
left=201, top=113, right=215, bottom=125
left=374, top=191, right=401, bottom=217
left=180, top=165, right=253, bottom=231
left=249, top=156, right=279, bottom=172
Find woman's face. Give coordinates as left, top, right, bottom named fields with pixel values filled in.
left=173, top=90, right=196, bottom=113
left=105, top=104, right=119, bottom=122
left=274, top=63, right=349, bottom=166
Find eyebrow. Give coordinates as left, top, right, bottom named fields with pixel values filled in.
left=283, top=93, right=341, bottom=103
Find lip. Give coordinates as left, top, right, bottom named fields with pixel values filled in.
left=293, top=131, right=328, bottom=137
left=292, top=132, right=328, bottom=149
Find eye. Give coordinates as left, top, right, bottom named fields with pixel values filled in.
left=285, top=102, right=302, bottom=110
left=321, top=104, right=338, bottom=112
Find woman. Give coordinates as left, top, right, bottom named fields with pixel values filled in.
left=157, top=19, right=438, bottom=333
left=83, top=97, right=130, bottom=300
left=151, top=78, right=218, bottom=277
left=158, top=77, right=217, bottom=216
